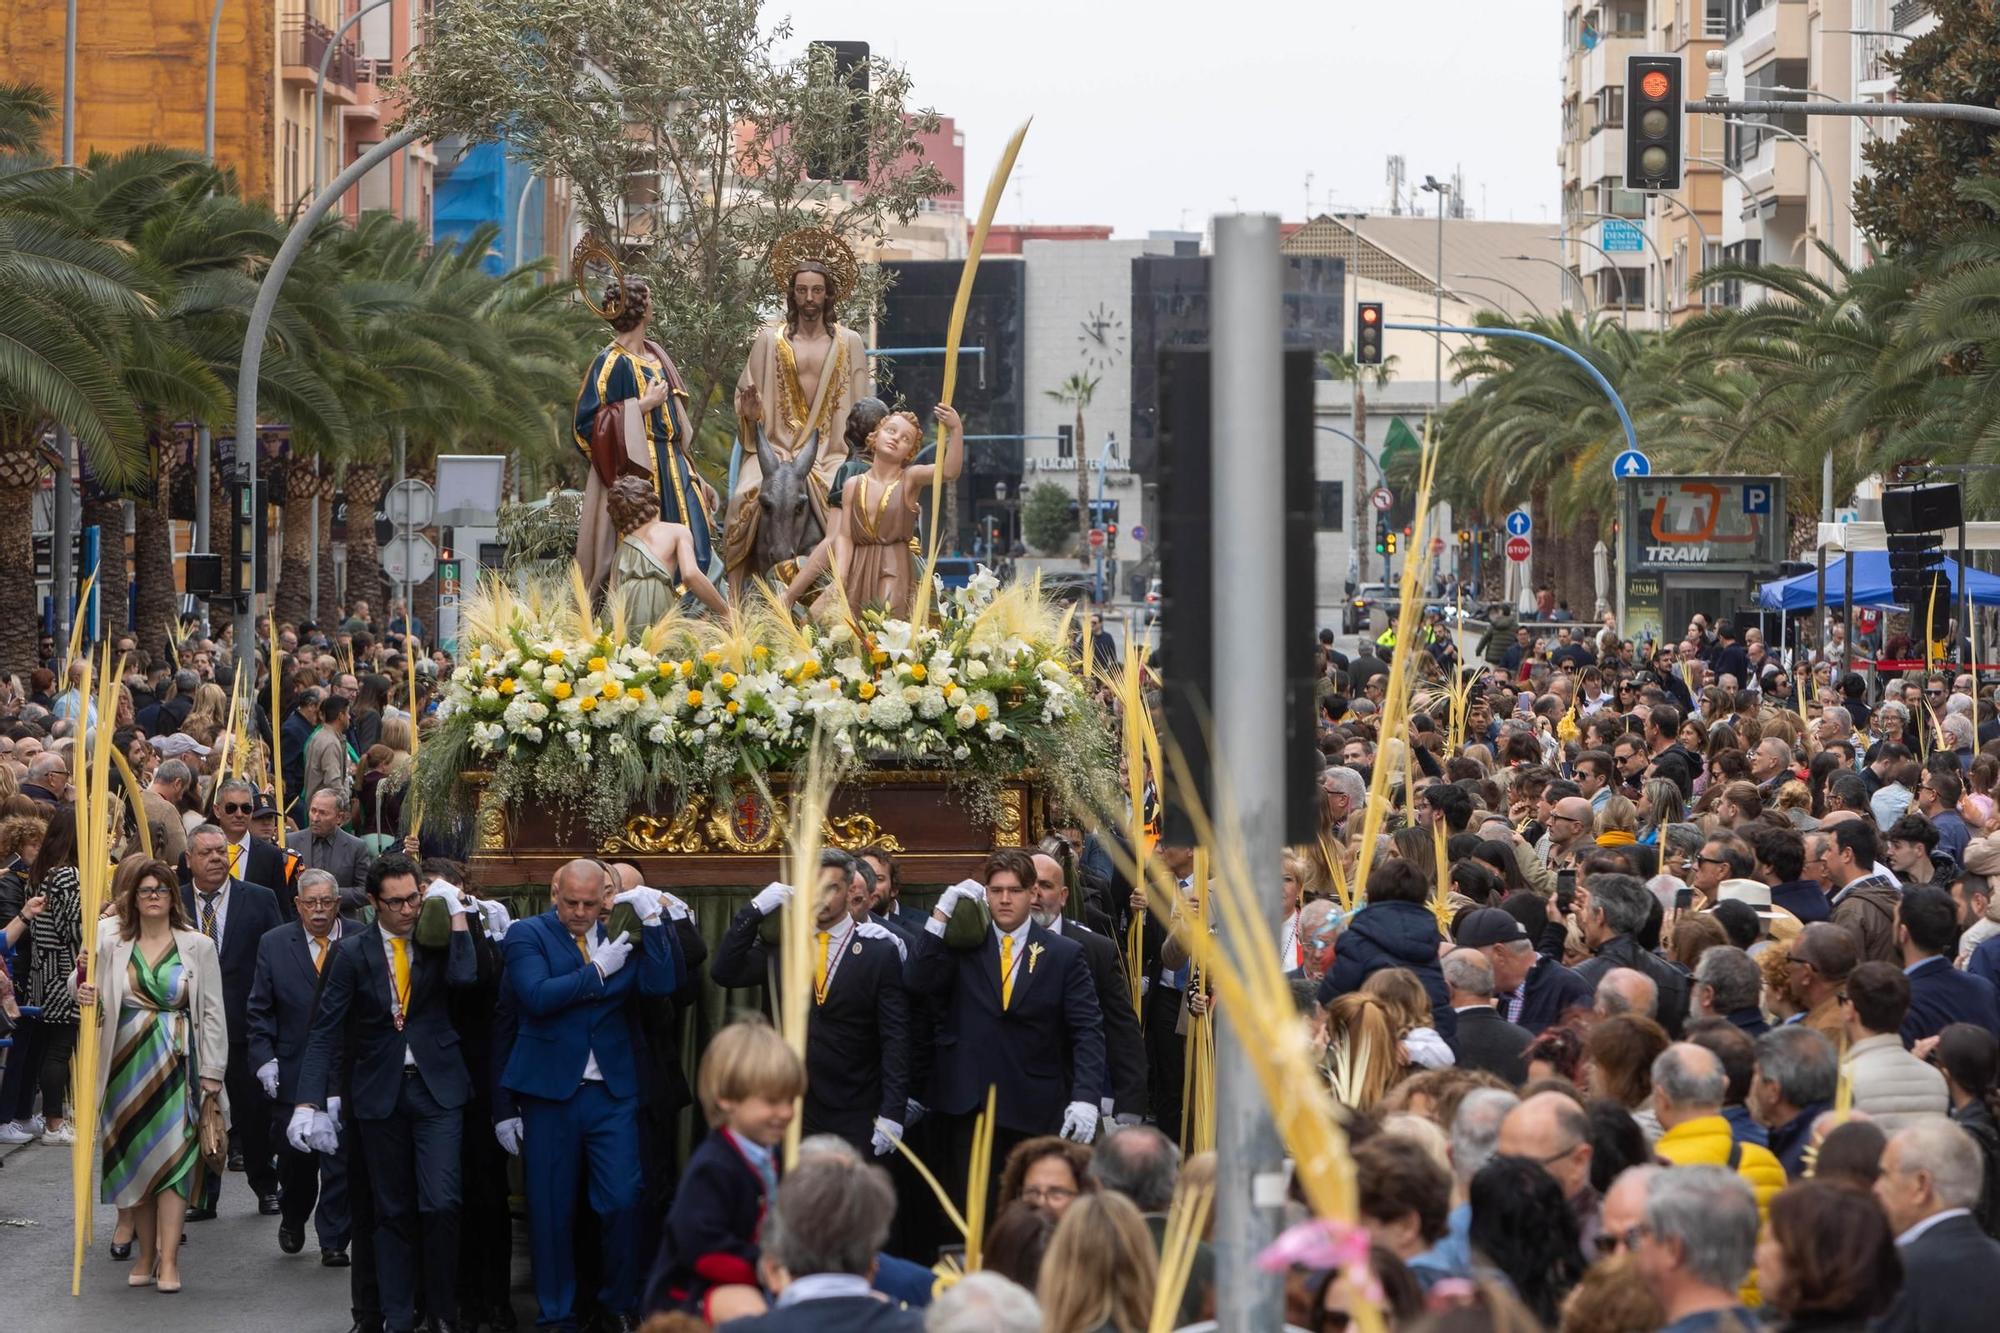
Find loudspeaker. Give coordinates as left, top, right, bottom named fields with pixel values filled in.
left=1882, top=483, right=1962, bottom=534
left=185, top=553, right=223, bottom=597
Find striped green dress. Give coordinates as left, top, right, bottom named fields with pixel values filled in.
left=101, top=944, right=205, bottom=1206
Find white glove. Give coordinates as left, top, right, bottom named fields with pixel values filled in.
left=751, top=881, right=794, bottom=916
left=479, top=899, right=513, bottom=941
left=1059, top=1100, right=1099, bottom=1144
left=307, top=1111, right=340, bottom=1155
left=326, top=1096, right=342, bottom=1124
left=589, top=930, right=634, bottom=979
left=257, top=1059, right=279, bottom=1098
left=1114, top=1112, right=1144, bottom=1127
left=871, top=1119, right=901, bottom=1156
left=286, top=1105, right=316, bottom=1153
left=496, top=1117, right=524, bottom=1156
left=613, top=886, right=665, bottom=926
left=934, top=878, right=987, bottom=916
left=423, top=879, right=465, bottom=914
left=662, top=893, right=691, bottom=922
left=854, top=919, right=907, bottom=961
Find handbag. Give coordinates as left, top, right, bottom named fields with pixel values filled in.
left=197, top=1090, right=227, bottom=1173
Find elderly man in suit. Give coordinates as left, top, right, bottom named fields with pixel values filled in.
left=288, top=788, right=376, bottom=906
left=1442, top=948, right=1534, bottom=1084
left=293, top=855, right=479, bottom=1333
left=181, top=821, right=284, bottom=1220
left=712, top=849, right=909, bottom=1160
left=905, top=848, right=1106, bottom=1215
left=499, top=857, right=681, bottom=1333
left=1875, top=1120, right=2000, bottom=1332
left=718, top=1156, right=923, bottom=1333
left=1029, top=848, right=1145, bottom=1126
left=247, top=868, right=353, bottom=1265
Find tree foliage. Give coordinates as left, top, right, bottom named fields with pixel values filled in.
left=392, top=0, right=952, bottom=465
left=1854, top=0, right=2000, bottom=253
left=1022, top=482, right=1076, bottom=557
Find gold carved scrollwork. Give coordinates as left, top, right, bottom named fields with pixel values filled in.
left=599, top=799, right=707, bottom=855
left=706, top=784, right=788, bottom=854
left=992, top=787, right=1026, bottom=848
left=822, top=815, right=901, bottom=853
left=471, top=777, right=507, bottom=852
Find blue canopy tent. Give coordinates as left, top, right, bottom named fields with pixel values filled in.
left=1755, top=552, right=2000, bottom=611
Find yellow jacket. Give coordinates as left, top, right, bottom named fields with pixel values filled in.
left=1655, top=1112, right=1786, bottom=1306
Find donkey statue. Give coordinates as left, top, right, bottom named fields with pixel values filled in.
left=746, top=427, right=824, bottom=587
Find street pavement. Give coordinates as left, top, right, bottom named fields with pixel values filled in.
left=0, top=1137, right=530, bottom=1331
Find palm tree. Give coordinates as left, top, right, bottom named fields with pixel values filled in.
left=1322, top=348, right=1399, bottom=582
left=1046, top=371, right=1100, bottom=561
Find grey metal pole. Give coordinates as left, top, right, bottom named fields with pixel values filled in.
left=1719, top=118, right=1840, bottom=262
left=1653, top=196, right=1713, bottom=309
left=61, top=0, right=75, bottom=165
left=307, top=470, right=320, bottom=623
left=1509, top=254, right=1597, bottom=324
left=512, top=170, right=540, bottom=270
left=1452, top=271, right=1547, bottom=320
left=55, top=0, right=76, bottom=647
left=195, top=426, right=212, bottom=560
left=1690, top=97, right=2000, bottom=131
left=1560, top=233, right=1633, bottom=330
left=1209, top=213, right=1285, bottom=1331
left=204, top=0, right=225, bottom=160
left=1579, top=211, right=1672, bottom=323
left=394, top=425, right=410, bottom=636
left=236, top=128, right=420, bottom=654
left=313, top=0, right=396, bottom=198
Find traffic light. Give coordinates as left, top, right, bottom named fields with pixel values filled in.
left=1385, top=529, right=1399, bottom=556
left=1625, top=54, right=1684, bottom=191
left=1374, top=514, right=1390, bottom=555
left=1105, top=521, right=1118, bottom=553
left=1356, top=301, right=1384, bottom=366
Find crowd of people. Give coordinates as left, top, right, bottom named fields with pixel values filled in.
left=8, top=599, right=2000, bottom=1331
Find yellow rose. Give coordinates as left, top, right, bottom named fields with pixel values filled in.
left=678, top=660, right=694, bottom=677
left=909, top=663, right=927, bottom=682
left=796, top=659, right=819, bottom=680
left=547, top=647, right=565, bottom=664
left=588, top=656, right=608, bottom=673
left=870, top=649, right=888, bottom=665
left=719, top=672, right=738, bottom=689
left=724, top=700, right=740, bottom=715
left=859, top=681, right=877, bottom=700
left=497, top=678, right=516, bottom=695
left=602, top=681, right=622, bottom=700
left=578, top=695, right=597, bottom=712
left=974, top=704, right=989, bottom=721
left=686, top=689, right=704, bottom=707
left=703, top=651, right=723, bottom=667
left=752, top=645, right=769, bottom=659
left=550, top=681, right=573, bottom=700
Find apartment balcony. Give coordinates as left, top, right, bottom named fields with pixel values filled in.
left=1891, top=0, right=1932, bottom=27
left=282, top=16, right=359, bottom=103
left=1726, top=0, right=1807, bottom=66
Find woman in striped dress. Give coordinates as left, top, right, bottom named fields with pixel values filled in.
left=27, top=812, right=82, bottom=1144
left=76, top=855, right=226, bottom=1294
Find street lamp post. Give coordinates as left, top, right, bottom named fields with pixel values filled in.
left=1576, top=212, right=1673, bottom=323
left=1652, top=195, right=1714, bottom=308
left=1552, top=233, right=1633, bottom=329
left=313, top=0, right=396, bottom=199
left=1507, top=254, right=1597, bottom=326
left=1092, top=435, right=1117, bottom=602
left=1420, top=176, right=1450, bottom=413
left=204, top=0, right=226, bottom=159
left=1718, top=117, right=1841, bottom=265
left=1451, top=271, right=1547, bottom=321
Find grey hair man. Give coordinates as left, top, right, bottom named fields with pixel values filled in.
left=1873, top=1121, right=2000, bottom=1330
left=923, top=1271, right=1041, bottom=1333
left=1595, top=967, right=1658, bottom=1019
left=1689, top=946, right=1762, bottom=1034
left=753, top=1156, right=906, bottom=1321
left=1574, top=872, right=1688, bottom=1035
left=1748, top=1026, right=1838, bottom=1178
left=1089, top=1124, right=1212, bottom=1324
left=1443, top=948, right=1533, bottom=1083
left=1632, top=1165, right=1759, bottom=1327
left=1449, top=1087, right=1520, bottom=1194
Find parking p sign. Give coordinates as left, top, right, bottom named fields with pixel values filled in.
left=1742, top=483, right=1772, bottom=515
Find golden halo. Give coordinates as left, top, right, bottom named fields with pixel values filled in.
left=572, top=230, right=625, bottom=321
left=768, top=227, right=859, bottom=306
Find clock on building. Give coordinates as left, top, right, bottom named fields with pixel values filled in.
left=1077, top=301, right=1126, bottom=372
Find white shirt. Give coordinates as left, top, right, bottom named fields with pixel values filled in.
left=572, top=928, right=605, bottom=1083
left=775, top=1273, right=874, bottom=1309
left=191, top=879, right=231, bottom=947
left=994, top=918, right=1031, bottom=994
left=379, top=926, right=420, bottom=1068
left=1896, top=1207, right=1972, bottom=1247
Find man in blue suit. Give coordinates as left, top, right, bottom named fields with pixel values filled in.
left=904, top=848, right=1105, bottom=1220
left=1898, top=884, right=2000, bottom=1044
left=293, top=855, right=479, bottom=1333
left=181, top=822, right=285, bottom=1220
left=247, top=868, right=353, bottom=1264
left=500, top=857, right=680, bottom=1333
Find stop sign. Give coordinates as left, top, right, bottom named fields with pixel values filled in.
left=1088, top=528, right=1106, bottom=549
left=1506, top=535, right=1532, bottom=562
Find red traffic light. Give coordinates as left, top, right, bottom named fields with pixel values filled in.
left=1640, top=70, right=1670, bottom=100
left=1360, top=305, right=1380, bottom=325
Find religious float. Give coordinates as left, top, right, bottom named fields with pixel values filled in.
left=412, top=570, right=1112, bottom=893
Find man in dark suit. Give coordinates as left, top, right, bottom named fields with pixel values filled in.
left=1030, top=848, right=1145, bottom=1124
left=904, top=849, right=1105, bottom=1212
left=1876, top=1120, right=2000, bottom=1333
left=294, top=856, right=479, bottom=1333
left=497, top=858, right=680, bottom=1333
left=1442, top=948, right=1533, bottom=1084
left=716, top=1156, right=922, bottom=1333
left=712, top=849, right=910, bottom=1157
left=247, top=868, right=353, bottom=1263
left=1898, top=884, right=2000, bottom=1044
left=137, top=667, right=199, bottom=737
left=280, top=688, right=320, bottom=821
left=209, top=775, right=299, bottom=918
left=182, top=821, right=285, bottom=1219
left=288, top=788, right=376, bottom=901
left=856, top=844, right=930, bottom=937
left=1461, top=906, right=1591, bottom=1036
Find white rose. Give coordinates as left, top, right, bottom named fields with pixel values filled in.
left=947, top=686, right=968, bottom=707
left=954, top=705, right=977, bottom=728
left=965, top=660, right=988, bottom=680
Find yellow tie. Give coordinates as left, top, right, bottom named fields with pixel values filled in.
left=312, top=937, right=325, bottom=973
left=815, top=931, right=830, bottom=1004
left=1000, top=934, right=1014, bottom=1010
left=227, top=843, right=241, bottom=878
left=389, top=936, right=410, bottom=1012
left=577, top=933, right=591, bottom=960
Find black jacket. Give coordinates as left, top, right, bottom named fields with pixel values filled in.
left=179, top=877, right=283, bottom=1039
left=295, top=921, right=479, bottom=1119
left=1876, top=1212, right=2000, bottom=1333
left=1316, top=899, right=1457, bottom=1040
left=1770, top=879, right=1830, bottom=925
left=1573, top=932, right=1689, bottom=1037
left=1054, top=917, right=1146, bottom=1116
left=1448, top=1005, right=1533, bottom=1083
left=1515, top=954, right=1592, bottom=1036
left=1954, top=1097, right=2000, bottom=1239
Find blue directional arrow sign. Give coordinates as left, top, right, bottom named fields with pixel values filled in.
left=1505, top=510, right=1532, bottom=537
left=1613, top=449, right=1652, bottom=479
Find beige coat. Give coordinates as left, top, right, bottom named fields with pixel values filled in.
left=80, top=918, right=229, bottom=1126
left=303, top=726, right=352, bottom=809
left=1845, top=1032, right=1949, bottom=1132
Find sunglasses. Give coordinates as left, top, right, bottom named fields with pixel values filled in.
left=220, top=802, right=253, bottom=814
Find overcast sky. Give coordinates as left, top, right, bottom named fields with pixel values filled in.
left=769, top=1, right=1562, bottom=236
